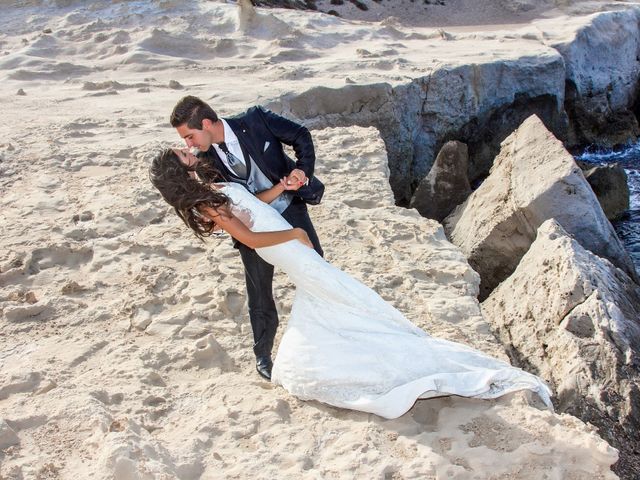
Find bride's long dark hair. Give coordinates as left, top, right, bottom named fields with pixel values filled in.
left=149, top=148, right=229, bottom=240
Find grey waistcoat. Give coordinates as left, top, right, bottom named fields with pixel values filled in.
left=233, top=155, right=292, bottom=214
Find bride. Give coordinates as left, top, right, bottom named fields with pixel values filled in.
left=149, top=148, right=552, bottom=419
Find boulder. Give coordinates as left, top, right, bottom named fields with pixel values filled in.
left=577, top=161, right=630, bottom=221
left=482, top=219, right=640, bottom=478
left=410, top=141, right=471, bottom=222
left=444, top=114, right=636, bottom=299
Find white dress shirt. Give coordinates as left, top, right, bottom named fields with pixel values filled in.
left=212, top=119, right=247, bottom=174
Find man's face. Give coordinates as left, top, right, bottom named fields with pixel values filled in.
left=176, top=123, right=213, bottom=151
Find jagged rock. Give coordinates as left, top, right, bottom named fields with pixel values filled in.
left=444, top=114, right=636, bottom=299
left=410, top=140, right=471, bottom=222
left=482, top=219, right=640, bottom=478
left=578, top=162, right=630, bottom=221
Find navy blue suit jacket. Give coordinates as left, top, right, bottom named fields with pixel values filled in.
left=200, top=106, right=324, bottom=205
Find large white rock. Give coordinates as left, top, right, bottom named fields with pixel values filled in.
left=444, top=114, right=636, bottom=299
left=482, top=219, right=640, bottom=477
left=539, top=9, right=640, bottom=146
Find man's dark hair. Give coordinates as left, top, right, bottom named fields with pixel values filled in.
left=170, top=96, right=219, bottom=129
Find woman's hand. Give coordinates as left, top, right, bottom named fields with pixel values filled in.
left=201, top=206, right=314, bottom=250
left=292, top=227, right=313, bottom=249
left=280, top=175, right=303, bottom=191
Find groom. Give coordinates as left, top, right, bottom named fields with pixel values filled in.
left=170, top=96, right=324, bottom=380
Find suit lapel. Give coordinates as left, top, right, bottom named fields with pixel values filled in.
left=226, top=117, right=274, bottom=178
left=200, top=148, right=231, bottom=181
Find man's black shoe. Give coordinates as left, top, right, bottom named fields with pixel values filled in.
left=256, top=356, right=273, bottom=381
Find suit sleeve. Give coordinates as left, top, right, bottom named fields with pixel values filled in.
left=256, top=106, right=316, bottom=179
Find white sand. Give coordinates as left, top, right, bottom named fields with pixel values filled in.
left=0, top=0, right=630, bottom=477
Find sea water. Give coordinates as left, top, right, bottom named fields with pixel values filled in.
left=575, top=143, right=640, bottom=272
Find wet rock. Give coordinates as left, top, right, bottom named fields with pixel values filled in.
left=577, top=161, right=630, bottom=221
left=251, top=0, right=318, bottom=9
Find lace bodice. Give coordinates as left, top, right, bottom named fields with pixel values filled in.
left=219, top=182, right=291, bottom=233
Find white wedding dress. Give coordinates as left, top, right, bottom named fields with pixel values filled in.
left=220, top=183, right=552, bottom=419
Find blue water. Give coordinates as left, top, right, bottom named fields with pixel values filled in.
left=575, top=143, right=640, bottom=272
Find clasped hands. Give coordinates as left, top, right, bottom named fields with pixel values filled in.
left=280, top=169, right=307, bottom=191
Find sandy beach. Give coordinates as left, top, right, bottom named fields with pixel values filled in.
left=1, top=0, right=636, bottom=478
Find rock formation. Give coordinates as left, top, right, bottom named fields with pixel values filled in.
left=410, top=140, right=471, bottom=221
left=274, top=8, right=640, bottom=204
left=482, top=219, right=640, bottom=478
left=541, top=10, right=640, bottom=148
left=578, top=161, right=630, bottom=221
left=279, top=56, right=569, bottom=203
left=444, top=115, right=636, bottom=299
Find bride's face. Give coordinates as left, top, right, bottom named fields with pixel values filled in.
left=173, top=148, right=198, bottom=167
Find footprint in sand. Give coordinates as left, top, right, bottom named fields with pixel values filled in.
left=143, top=395, right=167, bottom=407
left=343, top=198, right=379, bottom=209
left=409, top=401, right=441, bottom=432
left=82, top=80, right=125, bottom=91
left=0, top=372, right=42, bottom=400
left=4, top=302, right=53, bottom=322
left=0, top=419, right=21, bottom=449
left=72, top=211, right=94, bottom=223
left=90, top=390, right=124, bottom=405
left=460, top=413, right=537, bottom=452
left=25, top=244, right=94, bottom=275
left=69, top=340, right=108, bottom=368
left=141, top=371, right=166, bottom=387
left=219, top=290, right=246, bottom=317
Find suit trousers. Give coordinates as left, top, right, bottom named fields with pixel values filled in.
left=237, top=199, right=323, bottom=358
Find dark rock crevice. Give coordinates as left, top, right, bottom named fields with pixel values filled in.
left=565, top=78, right=640, bottom=150
left=456, top=93, right=568, bottom=183
left=250, top=0, right=319, bottom=10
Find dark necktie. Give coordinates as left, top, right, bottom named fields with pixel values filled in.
left=218, top=142, right=247, bottom=178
